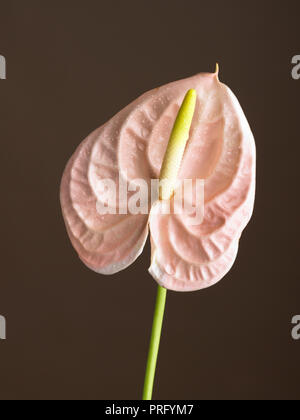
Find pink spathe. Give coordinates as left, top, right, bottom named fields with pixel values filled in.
left=60, top=72, right=256, bottom=291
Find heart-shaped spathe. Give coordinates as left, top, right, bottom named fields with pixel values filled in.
left=60, top=72, right=256, bottom=291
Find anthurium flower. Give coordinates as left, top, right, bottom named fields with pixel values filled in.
left=60, top=71, right=255, bottom=292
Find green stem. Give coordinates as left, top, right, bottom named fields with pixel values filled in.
left=142, top=285, right=167, bottom=400
left=142, top=89, right=196, bottom=400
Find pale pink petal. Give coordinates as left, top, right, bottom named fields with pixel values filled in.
left=60, top=118, right=149, bottom=274
left=61, top=72, right=255, bottom=287
left=61, top=73, right=213, bottom=274
left=149, top=74, right=255, bottom=291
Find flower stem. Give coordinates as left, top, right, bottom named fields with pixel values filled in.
left=142, top=285, right=167, bottom=400
left=142, top=88, right=196, bottom=400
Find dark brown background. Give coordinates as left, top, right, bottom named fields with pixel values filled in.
left=0, top=0, right=299, bottom=400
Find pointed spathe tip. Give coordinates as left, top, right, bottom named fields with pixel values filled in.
left=215, top=63, right=220, bottom=80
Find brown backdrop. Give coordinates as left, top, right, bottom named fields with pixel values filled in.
left=0, top=0, right=299, bottom=400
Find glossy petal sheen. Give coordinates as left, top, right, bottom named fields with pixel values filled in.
left=60, top=72, right=256, bottom=291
